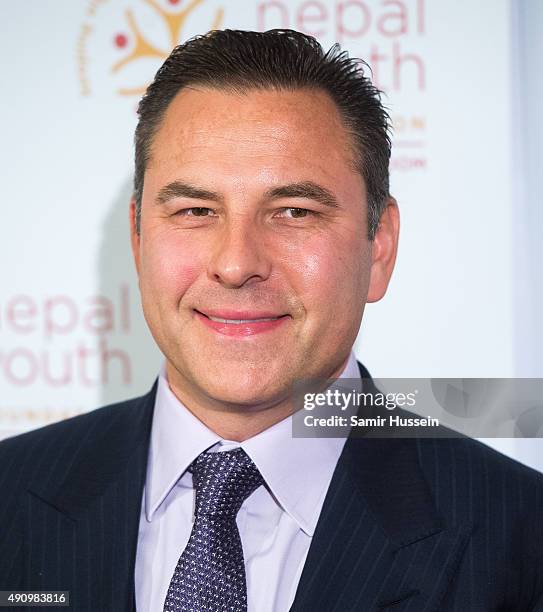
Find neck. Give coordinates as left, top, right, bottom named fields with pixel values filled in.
left=168, top=391, right=293, bottom=441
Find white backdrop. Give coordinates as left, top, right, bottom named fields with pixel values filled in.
left=1, top=0, right=541, bottom=471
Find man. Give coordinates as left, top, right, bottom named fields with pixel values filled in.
left=0, top=29, right=542, bottom=612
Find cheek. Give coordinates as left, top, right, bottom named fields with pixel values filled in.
left=294, top=227, right=371, bottom=278
left=140, top=232, right=202, bottom=301
left=284, top=232, right=369, bottom=311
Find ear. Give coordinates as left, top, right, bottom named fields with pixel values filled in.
left=129, top=196, right=141, bottom=276
left=367, top=197, right=400, bottom=303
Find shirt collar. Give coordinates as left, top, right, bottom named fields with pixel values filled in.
left=145, top=368, right=221, bottom=521
left=146, top=352, right=361, bottom=536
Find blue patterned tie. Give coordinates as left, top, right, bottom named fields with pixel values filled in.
left=163, top=448, right=264, bottom=612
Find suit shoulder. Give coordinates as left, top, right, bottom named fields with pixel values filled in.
left=1, top=394, right=145, bottom=451
left=417, top=435, right=543, bottom=516
left=0, top=391, right=154, bottom=492
left=420, top=434, right=542, bottom=476
left=449, top=436, right=541, bottom=481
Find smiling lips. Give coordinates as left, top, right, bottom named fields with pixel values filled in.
left=194, top=309, right=290, bottom=336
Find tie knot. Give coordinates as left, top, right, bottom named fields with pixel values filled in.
left=191, top=448, right=264, bottom=518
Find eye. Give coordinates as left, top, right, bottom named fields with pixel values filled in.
left=277, top=207, right=314, bottom=219
left=176, top=207, right=215, bottom=217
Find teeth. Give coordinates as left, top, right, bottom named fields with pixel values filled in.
left=207, top=315, right=281, bottom=324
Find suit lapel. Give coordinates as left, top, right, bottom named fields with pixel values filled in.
left=290, top=364, right=472, bottom=611
left=24, top=384, right=156, bottom=612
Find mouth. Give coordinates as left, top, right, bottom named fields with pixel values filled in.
left=193, top=309, right=291, bottom=336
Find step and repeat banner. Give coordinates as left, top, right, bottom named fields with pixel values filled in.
left=2, top=0, right=539, bottom=469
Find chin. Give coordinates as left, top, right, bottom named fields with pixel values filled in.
left=199, top=366, right=288, bottom=408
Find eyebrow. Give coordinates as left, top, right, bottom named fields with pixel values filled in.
left=155, top=180, right=339, bottom=208
left=265, top=181, right=339, bottom=208
left=156, top=182, right=222, bottom=205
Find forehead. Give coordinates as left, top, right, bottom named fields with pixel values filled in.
left=147, top=86, right=358, bottom=178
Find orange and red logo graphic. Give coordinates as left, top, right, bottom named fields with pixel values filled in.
left=77, top=0, right=224, bottom=98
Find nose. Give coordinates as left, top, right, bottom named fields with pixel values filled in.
left=207, top=217, right=272, bottom=288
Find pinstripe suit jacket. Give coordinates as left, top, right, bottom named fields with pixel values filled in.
left=1, top=362, right=542, bottom=611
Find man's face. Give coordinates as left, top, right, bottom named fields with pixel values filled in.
left=131, top=86, right=397, bottom=409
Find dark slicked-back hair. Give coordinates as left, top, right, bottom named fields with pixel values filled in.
left=134, top=29, right=391, bottom=238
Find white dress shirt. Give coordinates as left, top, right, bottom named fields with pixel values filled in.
left=135, top=352, right=361, bottom=612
